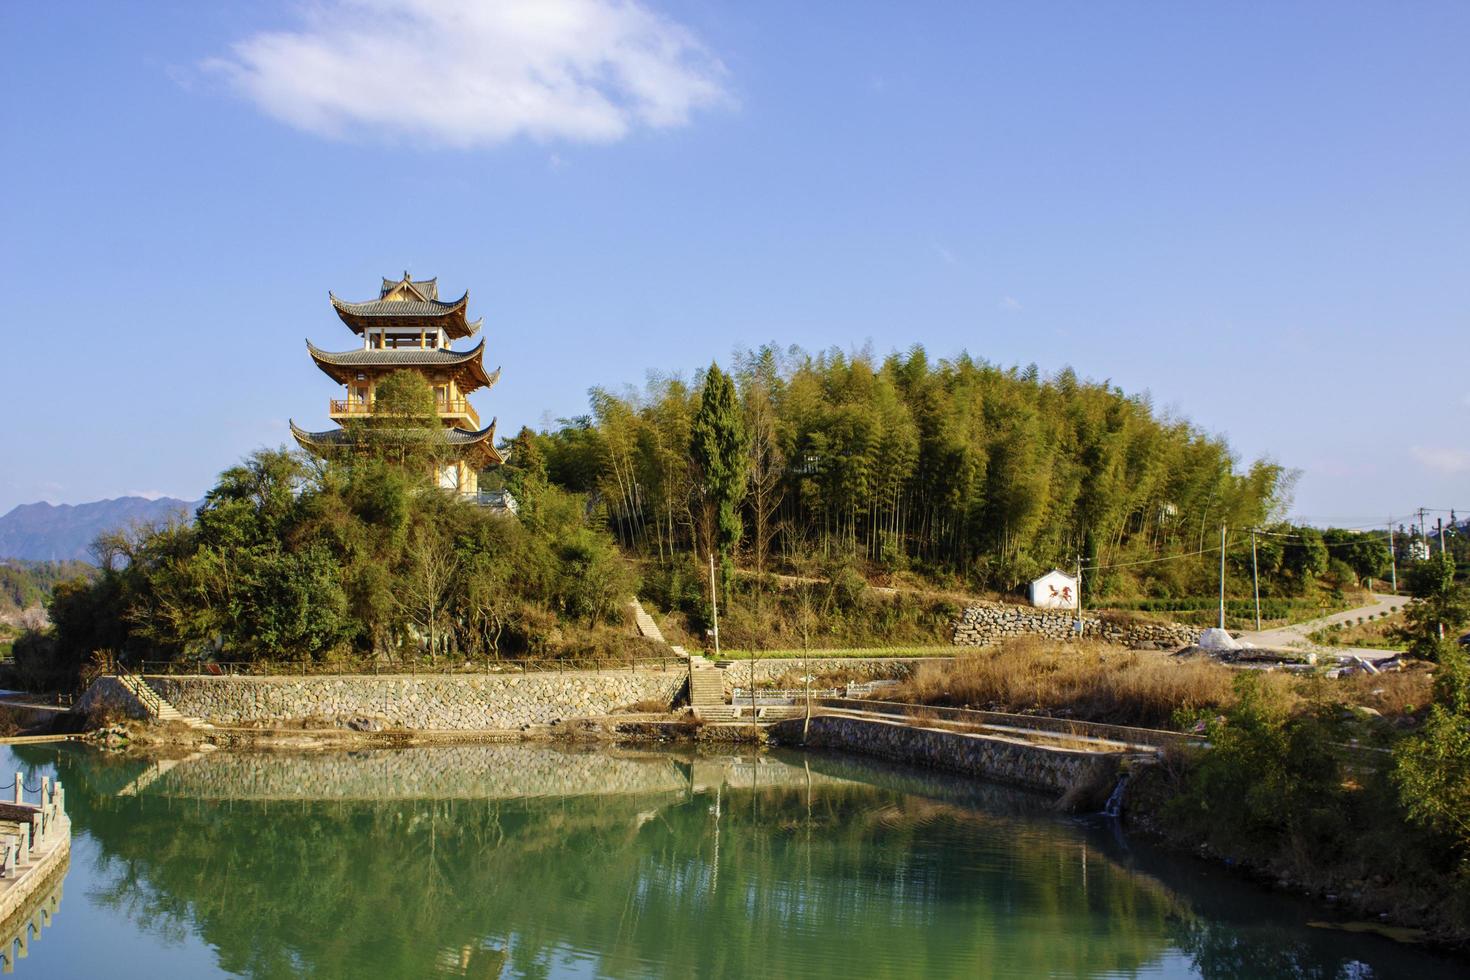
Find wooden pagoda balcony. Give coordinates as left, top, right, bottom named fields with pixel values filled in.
left=329, top=398, right=481, bottom=428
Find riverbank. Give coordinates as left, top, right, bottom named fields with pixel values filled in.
left=56, top=649, right=1470, bottom=953
left=1122, top=759, right=1465, bottom=952
left=20, top=738, right=1465, bottom=978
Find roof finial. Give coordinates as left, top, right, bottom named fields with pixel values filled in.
left=403, top=269, right=411, bottom=282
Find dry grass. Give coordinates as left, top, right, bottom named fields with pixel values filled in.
left=888, top=637, right=1292, bottom=729
left=621, top=698, right=675, bottom=714
left=1334, top=666, right=1434, bottom=720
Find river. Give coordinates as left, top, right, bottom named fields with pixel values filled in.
left=2, top=742, right=1462, bottom=978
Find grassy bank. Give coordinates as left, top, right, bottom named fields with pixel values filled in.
left=1098, top=591, right=1362, bottom=632
left=643, top=564, right=961, bottom=652
left=880, top=637, right=1430, bottom=730
left=720, top=645, right=955, bottom=660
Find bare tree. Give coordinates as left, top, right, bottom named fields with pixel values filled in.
left=398, top=524, right=460, bottom=665
left=745, top=375, right=786, bottom=610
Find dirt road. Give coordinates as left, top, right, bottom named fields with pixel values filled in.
left=1236, top=592, right=1411, bottom=661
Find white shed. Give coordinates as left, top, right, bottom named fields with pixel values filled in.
left=1029, top=569, right=1078, bottom=609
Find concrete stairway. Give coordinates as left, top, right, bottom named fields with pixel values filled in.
left=629, top=600, right=668, bottom=644
left=116, top=674, right=211, bottom=730
left=629, top=597, right=736, bottom=720
left=687, top=654, right=730, bottom=719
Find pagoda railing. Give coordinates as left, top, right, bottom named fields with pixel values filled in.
left=330, top=398, right=480, bottom=427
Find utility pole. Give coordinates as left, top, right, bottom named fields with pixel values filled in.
left=1075, top=554, right=1083, bottom=636
left=1218, top=524, right=1228, bottom=630
left=1419, top=507, right=1429, bottom=554
left=1388, top=520, right=1397, bottom=594
left=1250, top=529, right=1261, bottom=631
left=708, top=550, right=720, bottom=659
left=1439, top=517, right=1446, bottom=556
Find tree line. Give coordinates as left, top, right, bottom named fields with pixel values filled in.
left=536, top=345, right=1304, bottom=598
left=11, top=372, right=637, bottom=688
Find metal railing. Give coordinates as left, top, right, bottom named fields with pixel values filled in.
left=134, top=655, right=683, bottom=678
left=329, top=398, right=480, bottom=426
left=113, top=666, right=165, bottom=718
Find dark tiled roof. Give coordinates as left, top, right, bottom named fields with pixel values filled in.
left=290, top=418, right=499, bottom=447
left=289, top=418, right=505, bottom=467
left=305, top=339, right=485, bottom=367
left=329, top=292, right=468, bottom=318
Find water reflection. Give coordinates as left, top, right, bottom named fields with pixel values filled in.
left=0, top=859, right=64, bottom=975
left=6, top=743, right=1465, bottom=979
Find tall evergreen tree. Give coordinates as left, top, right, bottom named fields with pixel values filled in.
left=690, top=363, right=749, bottom=593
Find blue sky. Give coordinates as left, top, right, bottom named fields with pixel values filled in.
left=2, top=1, right=1466, bottom=526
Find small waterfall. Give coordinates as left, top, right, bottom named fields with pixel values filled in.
left=1102, top=773, right=1130, bottom=819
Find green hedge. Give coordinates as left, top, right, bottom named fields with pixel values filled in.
left=1102, top=596, right=1336, bottom=621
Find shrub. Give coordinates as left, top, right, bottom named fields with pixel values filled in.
left=1166, top=673, right=1346, bottom=861
left=1394, top=645, right=1470, bottom=867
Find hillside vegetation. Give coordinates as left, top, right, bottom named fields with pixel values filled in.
left=524, top=346, right=1408, bottom=646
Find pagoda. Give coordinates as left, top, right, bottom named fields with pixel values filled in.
left=290, top=273, right=505, bottom=495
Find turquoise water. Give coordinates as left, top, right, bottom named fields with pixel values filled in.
left=2, top=742, right=1463, bottom=979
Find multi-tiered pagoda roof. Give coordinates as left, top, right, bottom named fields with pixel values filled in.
left=305, top=339, right=499, bottom=393
left=328, top=272, right=481, bottom=339
left=290, top=273, right=506, bottom=475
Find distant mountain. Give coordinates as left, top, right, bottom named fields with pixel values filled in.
left=0, top=497, right=200, bottom=563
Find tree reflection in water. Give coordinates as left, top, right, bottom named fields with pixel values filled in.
left=13, top=744, right=1466, bottom=980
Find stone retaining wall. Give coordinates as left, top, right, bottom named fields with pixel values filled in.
left=72, top=676, right=151, bottom=720
left=135, top=670, right=687, bottom=731
left=774, top=714, right=1123, bottom=795
left=721, top=657, right=948, bottom=693
left=953, top=604, right=1201, bottom=649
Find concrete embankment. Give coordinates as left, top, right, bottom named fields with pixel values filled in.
left=772, top=712, right=1133, bottom=797
left=78, top=669, right=687, bottom=731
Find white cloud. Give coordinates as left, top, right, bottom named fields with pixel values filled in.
left=205, top=0, right=732, bottom=147
left=934, top=243, right=959, bottom=266
left=998, top=296, right=1023, bottom=312
left=1410, top=445, right=1470, bottom=474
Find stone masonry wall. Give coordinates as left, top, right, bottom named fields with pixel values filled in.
left=775, top=714, right=1122, bottom=795
left=952, top=604, right=1201, bottom=649
left=72, top=676, right=151, bottom=720
left=142, top=670, right=687, bottom=730
left=721, top=657, right=947, bottom=693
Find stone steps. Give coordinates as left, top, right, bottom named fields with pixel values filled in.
left=629, top=600, right=667, bottom=645
left=117, top=674, right=212, bottom=730
left=689, top=671, right=726, bottom=708
left=629, top=597, right=733, bottom=713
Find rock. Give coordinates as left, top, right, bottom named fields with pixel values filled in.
left=1198, top=627, right=1242, bottom=651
